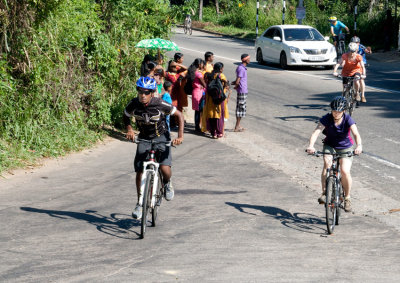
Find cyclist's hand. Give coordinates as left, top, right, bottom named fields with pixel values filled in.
left=333, top=72, right=339, bottom=77
left=354, top=145, right=362, bottom=155
left=306, top=147, right=315, bottom=155
left=126, top=129, right=135, bottom=141
left=173, top=137, right=183, bottom=145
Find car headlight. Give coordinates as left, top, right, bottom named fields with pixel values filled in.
left=289, top=46, right=302, bottom=54
left=330, top=46, right=336, bottom=53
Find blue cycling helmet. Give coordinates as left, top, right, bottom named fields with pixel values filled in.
left=136, top=76, right=157, bottom=90
left=330, top=96, right=347, bottom=111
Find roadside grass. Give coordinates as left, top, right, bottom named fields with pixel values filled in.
left=192, top=21, right=256, bottom=40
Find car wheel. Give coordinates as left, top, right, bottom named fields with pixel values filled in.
left=280, top=52, right=288, bottom=69
left=256, top=48, right=264, bottom=65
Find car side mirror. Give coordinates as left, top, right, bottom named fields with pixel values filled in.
left=324, top=36, right=330, bottom=41
left=273, top=36, right=281, bottom=41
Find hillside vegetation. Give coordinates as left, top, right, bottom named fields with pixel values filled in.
left=0, top=0, right=172, bottom=173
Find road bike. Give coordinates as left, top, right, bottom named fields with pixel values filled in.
left=338, top=75, right=359, bottom=116
left=135, top=137, right=171, bottom=239
left=184, top=14, right=192, bottom=35
left=309, top=150, right=356, bottom=234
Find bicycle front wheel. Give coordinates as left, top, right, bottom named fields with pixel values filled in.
left=189, top=24, right=192, bottom=35
left=325, top=176, right=337, bottom=234
left=151, top=170, right=163, bottom=227
left=184, top=25, right=187, bottom=34
left=140, top=171, right=153, bottom=239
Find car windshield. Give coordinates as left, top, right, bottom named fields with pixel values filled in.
left=284, top=28, right=325, bottom=41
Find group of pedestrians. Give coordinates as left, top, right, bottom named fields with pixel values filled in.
left=124, top=51, right=250, bottom=219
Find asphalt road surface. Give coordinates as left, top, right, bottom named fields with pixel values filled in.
left=1, top=29, right=399, bottom=282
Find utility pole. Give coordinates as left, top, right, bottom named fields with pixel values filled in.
left=282, top=0, right=286, bottom=25
left=256, top=0, right=259, bottom=37
left=354, top=0, right=358, bottom=34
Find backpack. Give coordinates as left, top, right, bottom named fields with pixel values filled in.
left=208, top=74, right=226, bottom=105
left=183, top=76, right=193, bottom=95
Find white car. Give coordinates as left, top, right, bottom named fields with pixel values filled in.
left=255, top=25, right=337, bottom=69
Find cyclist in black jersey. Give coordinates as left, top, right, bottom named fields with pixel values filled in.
left=123, top=76, right=184, bottom=219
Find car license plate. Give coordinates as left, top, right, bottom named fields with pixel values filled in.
left=309, top=56, right=324, bottom=61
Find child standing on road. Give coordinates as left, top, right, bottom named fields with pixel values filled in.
left=162, top=81, right=173, bottom=131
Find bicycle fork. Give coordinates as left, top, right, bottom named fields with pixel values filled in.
left=138, top=152, right=160, bottom=209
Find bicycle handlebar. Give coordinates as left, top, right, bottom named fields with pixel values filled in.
left=305, top=150, right=357, bottom=157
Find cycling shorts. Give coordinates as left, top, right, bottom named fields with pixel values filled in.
left=323, top=144, right=354, bottom=161
left=134, top=132, right=172, bottom=172
left=342, top=73, right=361, bottom=85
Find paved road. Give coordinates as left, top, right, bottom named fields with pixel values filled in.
left=1, top=29, right=399, bottom=281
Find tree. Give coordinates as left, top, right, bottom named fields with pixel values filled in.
left=215, top=0, right=220, bottom=14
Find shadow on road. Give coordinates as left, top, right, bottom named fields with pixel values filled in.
left=226, top=202, right=326, bottom=235
left=20, top=207, right=140, bottom=239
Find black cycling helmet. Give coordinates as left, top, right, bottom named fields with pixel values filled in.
left=330, top=96, right=347, bottom=111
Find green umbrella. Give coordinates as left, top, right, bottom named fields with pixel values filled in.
left=135, top=38, right=180, bottom=51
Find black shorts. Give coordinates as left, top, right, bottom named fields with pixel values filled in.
left=342, top=73, right=361, bottom=85
left=134, top=132, right=172, bottom=172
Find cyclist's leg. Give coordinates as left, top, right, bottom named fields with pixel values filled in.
left=353, top=73, right=361, bottom=100
left=338, top=151, right=354, bottom=198
left=360, top=79, right=366, bottom=102
left=321, top=145, right=334, bottom=193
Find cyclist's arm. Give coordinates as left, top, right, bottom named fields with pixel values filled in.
left=333, top=59, right=344, bottom=75
left=360, top=60, right=366, bottom=77
left=306, top=122, right=325, bottom=154
left=344, top=26, right=350, bottom=33
left=172, top=110, right=184, bottom=145
left=350, top=124, right=362, bottom=155
left=330, top=26, right=335, bottom=36
left=123, top=103, right=136, bottom=141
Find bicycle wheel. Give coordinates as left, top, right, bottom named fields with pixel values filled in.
left=325, top=176, right=337, bottom=234
left=140, top=171, right=153, bottom=239
left=151, top=170, right=163, bottom=227
left=184, top=24, right=187, bottom=34
left=189, top=24, right=192, bottom=35
left=335, top=182, right=343, bottom=225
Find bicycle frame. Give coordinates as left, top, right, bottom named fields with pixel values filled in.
left=138, top=158, right=160, bottom=209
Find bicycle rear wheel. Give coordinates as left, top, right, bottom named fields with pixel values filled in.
left=140, top=171, right=153, bottom=239
left=325, top=176, right=337, bottom=234
left=151, top=170, right=163, bottom=227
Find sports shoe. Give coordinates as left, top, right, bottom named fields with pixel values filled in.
left=344, top=198, right=352, bottom=212
left=164, top=181, right=174, bottom=201
left=355, top=93, right=361, bottom=101
left=361, top=96, right=367, bottom=103
left=318, top=193, right=326, bottom=204
left=132, top=203, right=142, bottom=219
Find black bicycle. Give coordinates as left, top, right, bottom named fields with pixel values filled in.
left=338, top=75, right=358, bottom=116
left=336, top=33, right=347, bottom=59
left=134, top=137, right=171, bottom=239
left=309, top=150, right=356, bottom=234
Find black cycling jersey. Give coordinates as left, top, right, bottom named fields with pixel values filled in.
left=123, top=97, right=176, bottom=139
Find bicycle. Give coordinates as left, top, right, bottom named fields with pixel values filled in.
left=308, top=150, right=356, bottom=234
left=134, top=137, right=172, bottom=239
left=183, top=14, right=192, bottom=35
left=335, top=33, right=348, bottom=59
left=338, top=75, right=359, bottom=116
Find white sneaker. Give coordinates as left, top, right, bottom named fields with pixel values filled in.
left=132, top=203, right=142, bottom=219
left=164, top=182, right=174, bottom=201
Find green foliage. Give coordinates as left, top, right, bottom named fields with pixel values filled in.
left=0, top=0, right=172, bottom=173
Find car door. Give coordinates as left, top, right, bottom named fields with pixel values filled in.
left=262, top=28, right=275, bottom=61
left=270, top=28, right=283, bottom=63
